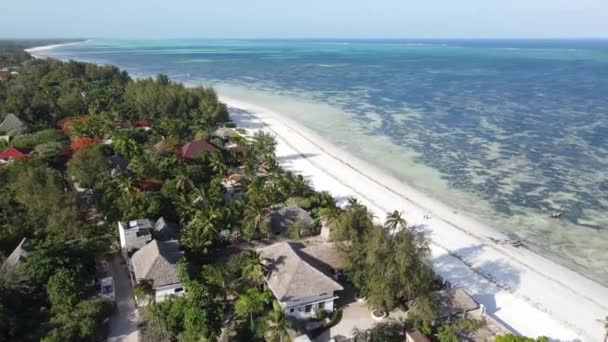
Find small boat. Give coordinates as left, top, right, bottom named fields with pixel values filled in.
left=549, top=212, right=562, bottom=219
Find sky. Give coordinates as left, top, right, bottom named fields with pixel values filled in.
left=1, top=0, right=607, bottom=39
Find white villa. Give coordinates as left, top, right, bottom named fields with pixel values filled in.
left=258, top=242, right=343, bottom=319
left=130, top=240, right=185, bottom=303
left=118, top=218, right=185, bottom=303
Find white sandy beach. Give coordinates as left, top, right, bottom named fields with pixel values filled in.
left=222, top=96, right=608, bottom=341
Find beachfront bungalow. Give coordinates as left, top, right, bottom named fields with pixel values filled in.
left=258, top=242, right=343, bottom=319
left=0, top=146, right=33, bottom=163
left=130, top=240, right=185, bottom=303
left=118, top=219, right=153, bottom=260
left=269, top=205, right=314, bottom=236
left=180, top=139, right=220, bottom=159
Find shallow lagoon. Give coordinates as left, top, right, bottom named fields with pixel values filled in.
left=43, top=39, right=608, bottom=284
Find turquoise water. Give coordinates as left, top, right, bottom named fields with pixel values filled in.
left=42, top=39, right=608, bottom=284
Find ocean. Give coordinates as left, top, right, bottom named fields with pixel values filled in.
left=40, top=39, right=608, bottom=285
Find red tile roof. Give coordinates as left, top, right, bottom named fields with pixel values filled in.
left=181, top=139, right=219, bottom=159
left=0, top=147, right=31, bottom=160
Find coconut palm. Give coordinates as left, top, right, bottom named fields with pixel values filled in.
left=132, top=279, right=154, bottom=306
left=242, top=250, right=268, bottom=288
left=201, top=264, right=239, bottom=301
left=266, top=300, right=291, bottom=342
left=385, top=210, right=407, bottom=233
left=235, top=287, right=271, bottom=333
left=181, top=216, right=216, bottom=255
left=319, top=206, right=343, bottom=228
left=209, top=153, right=228, bottom=176
left=244, top=204, right=271, bottom=239
left=174, top=173, right=194, bottom=193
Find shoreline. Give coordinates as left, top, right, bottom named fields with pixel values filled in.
left=24, top=40, right=92, bottom=58
left=221, top=95, right=608, bottom=340
left=27, top=45, right=607, bottom=339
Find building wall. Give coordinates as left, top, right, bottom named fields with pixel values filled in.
left=282, top=292, right=338, bottom=319
left=155, top=283, right=186, bottom=302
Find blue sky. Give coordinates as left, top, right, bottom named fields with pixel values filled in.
left=1, top=0, right=607, bottom=39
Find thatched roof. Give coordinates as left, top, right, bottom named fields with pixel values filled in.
left=301, top=242, right=343, bottom=271
left=430, top=288, right=479, bottom=319
left=258, top=242, right=343, bottom=302
left=131, top=240, right=183, bottom=288
left=0, top=113, right=24, bottom=133
left=154, top=217, right=180, bottom=241
left=269, top=206, right=313, bottom=235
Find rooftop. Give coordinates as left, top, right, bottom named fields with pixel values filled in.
left=181, top=139, right=220, bottom=159
left=154, top=217, right=180, bottom=241
left=131, top=240, right=183, bottom=288
left=258, top=242, right=343, bottom=302
left=0, top=113, right=24, bottom=133
left=300, top=242, right=343, bottom=271
left=0, top=238, right=31, bottom=273
left=269, top=205, right=313, bottom=235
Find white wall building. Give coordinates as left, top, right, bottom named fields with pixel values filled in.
left=118, top=219, right=153, bottom=260
left=130, top=240, right=185, bottom=303
left=258, top=242, right=343, bottom=319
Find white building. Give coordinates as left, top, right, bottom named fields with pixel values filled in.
left=118, top=219, right=153, bottom=260
left=258, top=242, right=343, bottom=319
left=130, top=240, right=185, bottom=303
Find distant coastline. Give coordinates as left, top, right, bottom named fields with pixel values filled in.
left=25, top=39, right=92, bottom=57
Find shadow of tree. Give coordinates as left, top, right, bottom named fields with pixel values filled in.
left=432, top=244, right=523, bottom=334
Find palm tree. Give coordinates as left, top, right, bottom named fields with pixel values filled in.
left=266, top=300, right=291, bottom=342
left=209, top=153, right=228, bottom=176
left=385, top=210, right=407, bottom=233
left=181, top=217, right=216, bottom=255
left=235, top=287, right=271, bottom=333
left=132, top=279, right=154, bottom=306
left=319, top=206, right=343, bottom=228
left=174, top=173, right=194, bottom=193
left=244, top=204, right=271, bottom=239
left=242, top=250, right=268, bottom=288
left=347, top=197, right=363, bottom=210
left=201, top=264, right=239, bottom=301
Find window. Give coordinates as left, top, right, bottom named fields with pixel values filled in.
left=318, top=302, right=325, bottom=310
left=174, top=287, right=184, bottom=293
left=289, top=308, right=294, bottom=313
left=305, top=305, right=312, bottom=313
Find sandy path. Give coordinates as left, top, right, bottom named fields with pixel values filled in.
left=223, top=96, right=608, bottom=341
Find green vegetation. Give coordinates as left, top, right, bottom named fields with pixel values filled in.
left=494, top=334, right=549, bottom=342
left=330, top=201, right=434, bottom=313
left=0, top=44, right=442, bottom=342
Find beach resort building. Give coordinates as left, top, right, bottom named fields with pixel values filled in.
left=258, top=242, right=343, bottom=319
left=130, top=240, right=185, bottom=302
left=180, top=139, right=219, bottom=159
left=0, top=146, right=32, bottom=164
